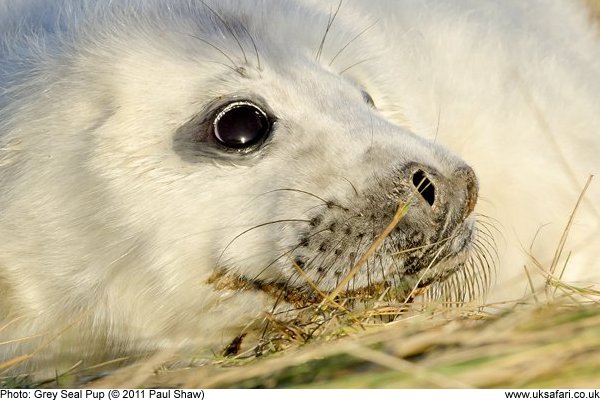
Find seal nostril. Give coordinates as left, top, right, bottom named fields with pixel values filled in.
left=412, top=169, right=435, bottom=206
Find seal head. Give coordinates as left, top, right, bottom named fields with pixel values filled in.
left=0, top=0, right=487, bottom=375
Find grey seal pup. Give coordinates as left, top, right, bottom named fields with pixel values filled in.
left=1, top=0, right=599, bottom=377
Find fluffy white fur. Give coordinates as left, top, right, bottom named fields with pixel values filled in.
left=322, top=0, right=600, bottom=299
left=352, top=0, right=600, bottom=298
left=0, top=0, right=599, bottom=376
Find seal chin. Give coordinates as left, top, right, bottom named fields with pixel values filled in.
left=417, top=217, right=477, bottom=282
left=413, top=216, right=495, bottom=303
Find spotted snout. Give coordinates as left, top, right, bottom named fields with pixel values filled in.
left=284, top=157, right=480, bottom=293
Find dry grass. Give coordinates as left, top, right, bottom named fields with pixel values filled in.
left=4, top=288, right=598, bottom=388
left=40, top=286, right=598, bottom=389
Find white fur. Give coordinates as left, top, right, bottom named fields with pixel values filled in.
left=1, top=0, right=599, bottom=375
left=345, top=0, right=600, bottom=299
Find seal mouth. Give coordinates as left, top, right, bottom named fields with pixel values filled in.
left=207, top=269, right=394, bottom=308
left=207, top=225, right=478, bottom=309
left=401, top=220, right=476, bottom=284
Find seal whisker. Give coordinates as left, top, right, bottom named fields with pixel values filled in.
left=465, top=257, right=483, bottom=299
left=474, top=231, right=499, bottom=269
left=328, top=20, right=378, bottom=67
left=339, top=58, right=374, bottom=75
left=390, top=236, right=453, bottom=257
left=239, top=23, right=261, bottom=70
left=469, top=253, right=490, bottom=297
left=474, top=234, right=497, bottom=267
left=218, top=219, right=311, bottom=264
left=475, top=213, right=503, bottom=236
left=204, top=60, right=245, bottom=75
left=473, top=235, right=498, bottom=275
left=457, top=243, right=489, bottom=299
left=472, top=240, right=495, bottom=288
left=476, top=220, right=502, bottom=243
left=441, top=267, right=464, bottom=303
left=296, top=173, right=359, bottom=198
left=256, top=188, right=346, bottom=210
left=331, top=175, right=360, bottom=197
left=426, top=253, right=469, bottom=303
left=475, top=222, right=497, bottom=246
left=433, top=105, right=442, bottom=143
left=315, top=0, right=343, bottom=62
left=186, top=34, right=239, bottom=71
left=198, top=0, right=248, bottom=64
left=403, top=245, right=447, bottom=303
left=459, top=266, right=473, bottom=301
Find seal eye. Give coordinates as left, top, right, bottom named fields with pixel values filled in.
left=361, top=89, right=375, bottom=107
left=212, top=101, right=270, bottom=149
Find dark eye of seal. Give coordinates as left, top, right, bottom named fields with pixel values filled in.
left=212, top=101, right=270, bottom=149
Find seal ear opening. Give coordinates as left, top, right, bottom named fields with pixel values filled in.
left=412, top=169, right=435, bottom=206
left=361, top=89, right=376, bottom=108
